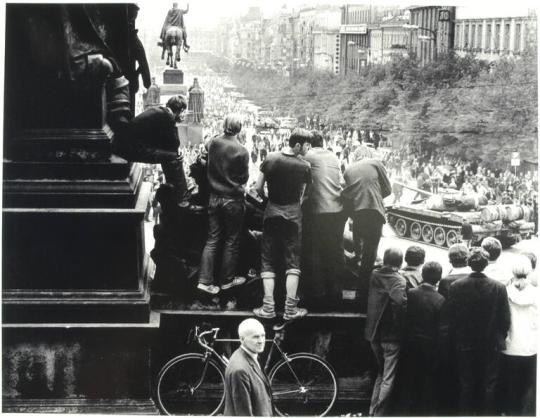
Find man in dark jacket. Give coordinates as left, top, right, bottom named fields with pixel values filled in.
left=443, top=247, right=511, bottom=416
left=113, top=95, right=191, bottom=206
left=198, top=114, right=250, bottom=295
left=224, top=318, right=273, bottom=416
left=342, top=153, right=391, bottom=286
left=438, top=243, right=471, bottom=299
left=365, top=248, right=407, bottom=417
left=399, top=261, right=445, bottom=415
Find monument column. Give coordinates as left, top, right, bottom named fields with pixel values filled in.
left=2, top=4, right=158, bottom=413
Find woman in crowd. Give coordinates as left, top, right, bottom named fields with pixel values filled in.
left=498, top=255, right=538, bottom=416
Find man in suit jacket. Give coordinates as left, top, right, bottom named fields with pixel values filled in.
left=438, top=243, right=471, bottom=299
left=224, top=318, right=273, bottom=416
left=365, top=248, right=407, bottom=417
left=399, top=261, right=445, bottom=416
left=443, top=248, right=511, bottom=416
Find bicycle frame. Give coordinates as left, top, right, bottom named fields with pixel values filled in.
left=196, top=326, right=306, bottom=389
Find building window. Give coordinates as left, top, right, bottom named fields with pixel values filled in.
left=455, top=24, right=460, bottom=47
left=514, top=23, right=522, bottom=51
left=471, top=24, right=476, bottom=49
left=464, top=25, right=469, bottom=49
left=477, top=24, right=482, bottom=50
left=503, top=23, right=510, bottom=51
left=494, top=23, right=500, bottom=50
left=486, top=24, right=492, bottom=51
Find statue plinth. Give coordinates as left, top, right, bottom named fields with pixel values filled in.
left=2, top=4, right=157, bottom=413
left=163, top=69, right=184, bottom=84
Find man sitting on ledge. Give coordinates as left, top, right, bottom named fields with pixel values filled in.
left=112, top=95, right=199, bottom=210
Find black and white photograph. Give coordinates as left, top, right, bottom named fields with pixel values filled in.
left=1, top=0, right=538, bottom=415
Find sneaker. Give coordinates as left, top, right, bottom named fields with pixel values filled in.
left=220, top=276, right=247, bottom=290
left=197, top=283, right=220, bottom=295
left=283, top=307, right=308, bottom=321
left=253, top=306, right=276, bottom=319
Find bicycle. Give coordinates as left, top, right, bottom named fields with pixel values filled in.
left=156, top=322, right=338, bottom=416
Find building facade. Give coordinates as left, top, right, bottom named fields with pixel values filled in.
left=407, top=6, right=456, bottom=65
left=369, top=14, right=410, bottom=65
left=453, top=12, right=537, bottom=60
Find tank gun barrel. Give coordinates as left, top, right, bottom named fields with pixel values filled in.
left=393, top=180, right=435, bottom=197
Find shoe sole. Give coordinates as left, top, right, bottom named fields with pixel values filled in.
left=197, top=287, right=220, bottom=295
left=220, top=281, right=246, bottom=290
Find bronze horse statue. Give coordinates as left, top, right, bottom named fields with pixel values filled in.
left=160, top=26, right=184, bottom=69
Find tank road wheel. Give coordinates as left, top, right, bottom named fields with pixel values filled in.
left=410, top=222, right=422, bottom=241
left=433, top=227, right=446, bottom=247
left=446, top=229, right=459, bottom=247
left=421, top=224, right=434, bottom=243
left=394, top=218, right=408, bottom=237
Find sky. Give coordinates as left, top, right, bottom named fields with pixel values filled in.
left=136, top=0, right=538, bottom=30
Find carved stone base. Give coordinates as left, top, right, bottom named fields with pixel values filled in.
left=163, top=69, right=184, bottom=84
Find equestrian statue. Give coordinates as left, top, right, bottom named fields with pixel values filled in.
left=159, top=2, right=190, bottom=69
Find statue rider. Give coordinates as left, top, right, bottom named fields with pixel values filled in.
left=160, top=2, right=190, bottom=53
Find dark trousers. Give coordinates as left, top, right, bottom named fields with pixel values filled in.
left=351, top=210, right=384, bottom=281
left=499, top=354, right=536, bottom=416
left=396, top=341, right=440, bottom=416
left=198, top=195, right=245, bottom=286
left=457, top=349, right=500, bottom=416
left=303, top=211, right=346, bottom=303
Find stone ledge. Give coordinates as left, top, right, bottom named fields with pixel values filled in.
left=2, top=398, right=159, bottom=414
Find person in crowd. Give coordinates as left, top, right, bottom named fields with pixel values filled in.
left=365, top=248, right=407, bottom=417
left=223, top=318, right=274, bottom=416
left=400, top=261, right=445, bottom=416
left=301, top=130, right=345, bottom=310
left=400, top=246, right=425, bottom=289
left=443, top=247, right=511, bottom=416
left=342, top=148, right=392, bottom=290
left=438, top=243, right=471, bottom=299
left=481, top=237, right=511, bottom=285
left=498, top=256, right=538, bottom=416
left=522, top=251, right=538, bottom=286
left=253, top=128, right=311, bottom=320
left=112, top=95, right=194, bottom=208
left=197, top=114, right=250, bottom=295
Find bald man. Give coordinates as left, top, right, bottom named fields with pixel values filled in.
left=224, top=319, right=274, bottom=416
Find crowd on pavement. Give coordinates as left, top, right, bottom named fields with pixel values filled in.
left=131, top=72, right=538, bottom=416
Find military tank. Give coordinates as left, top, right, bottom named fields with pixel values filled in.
left=386, top=182, right=535, bottom=248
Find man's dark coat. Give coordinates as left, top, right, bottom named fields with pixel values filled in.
left=224, top=348, right=274, bottom=416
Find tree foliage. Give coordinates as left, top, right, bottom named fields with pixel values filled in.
left=229, top=50, right=537, bottom=167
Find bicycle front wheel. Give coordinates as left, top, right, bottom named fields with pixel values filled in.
left=269, top=353, right=338, bottom=417
left=156, top=353, right=225, bottom=416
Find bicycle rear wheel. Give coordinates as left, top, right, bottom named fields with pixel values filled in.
left=156, top=353, right=225, bottom=416
left=269, top=353, right=338, bottom=417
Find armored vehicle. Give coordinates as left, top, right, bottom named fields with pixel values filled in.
left=387, top=183, right=535, bottom=248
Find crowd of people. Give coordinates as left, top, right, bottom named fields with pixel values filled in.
left=366, top=239, right=537, bottom=416
left=130, top=72, right=538, bottom=416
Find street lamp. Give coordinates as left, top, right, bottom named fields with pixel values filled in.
left=403, top=23, right=438, bottom=60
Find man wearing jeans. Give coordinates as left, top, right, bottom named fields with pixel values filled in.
left=197, top=114, right=250, bottom=295
left=253, top=128, right=312, bottom=321
left=364, top=248, right=407, bottom=416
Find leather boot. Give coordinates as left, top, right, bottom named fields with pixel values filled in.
left=161, top=156, right=189, bottom=205
left=283, top=296, right=308, bottom=321
left=253, top=295, right=276, bottom=319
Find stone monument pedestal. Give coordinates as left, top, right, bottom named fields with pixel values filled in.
left=2, top=158, right=159, bottom=413
left=163, top=69, right=183, bottom=84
